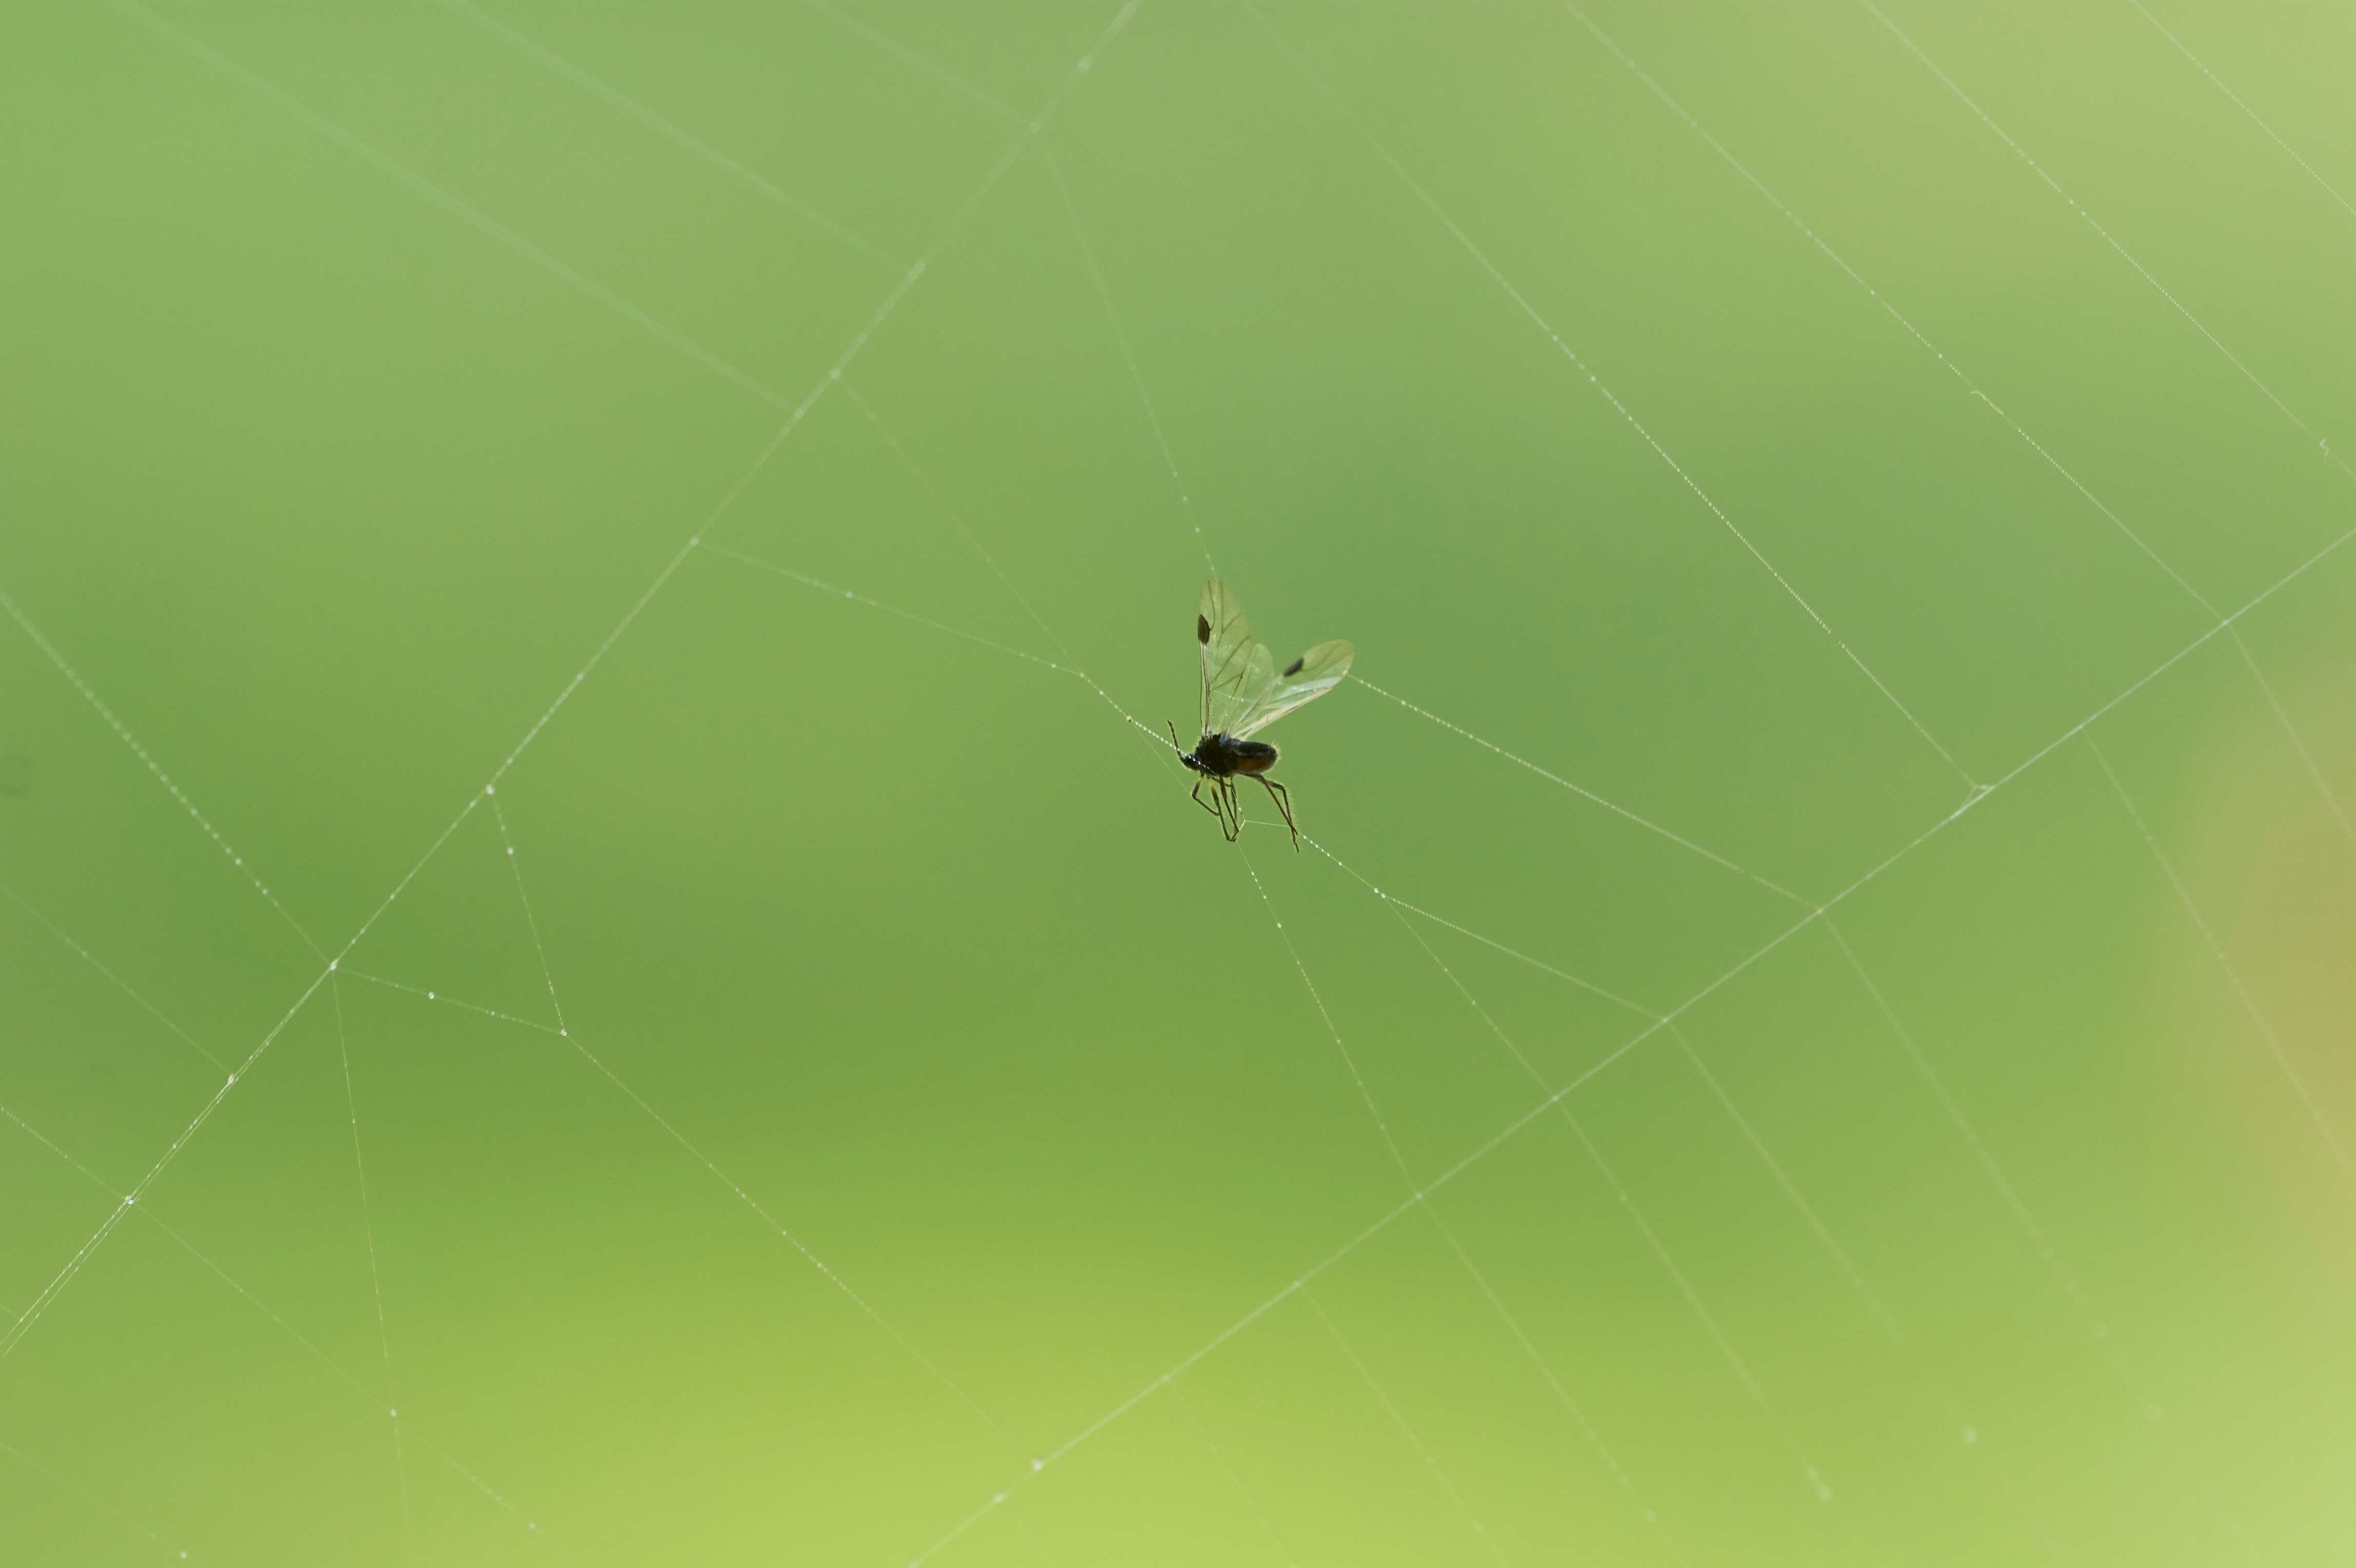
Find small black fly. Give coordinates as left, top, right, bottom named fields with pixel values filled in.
left=1170, top=578, right=1352, bottom=848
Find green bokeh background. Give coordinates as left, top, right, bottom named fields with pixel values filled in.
left=5, top=0, right=2355, bottom=1561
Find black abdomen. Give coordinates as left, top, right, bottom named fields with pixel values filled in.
left=1192, top=732, right=1279, bottom=777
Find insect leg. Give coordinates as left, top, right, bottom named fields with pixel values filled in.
left=1191, top=775, right=1224, bottom=822
left=1220, top=777, right=1242, bottom=842
left=1256, top=775, right=1299, bottom=850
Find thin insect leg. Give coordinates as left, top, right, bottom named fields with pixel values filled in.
left=1220, top=777, right=1242, bottom=842
left=1190, top=775, right=1223, bottom=820
left=1256, top=775, right=1299, bottom=850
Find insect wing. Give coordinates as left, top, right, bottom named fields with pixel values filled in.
left=1234, top=639, right=1354, bottom=737
left=1199, top=577, right=1267, bottom=736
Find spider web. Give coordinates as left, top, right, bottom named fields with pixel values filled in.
left=3, top=0, right=2355, bottom=1564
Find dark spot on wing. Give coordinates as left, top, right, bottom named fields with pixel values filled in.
left=1197, top=614, right=1211, bottom=645
left=1282, top=657, right=1305, bottom=678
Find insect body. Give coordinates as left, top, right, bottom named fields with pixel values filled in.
left=1172, top=577, right=1353, bottom=848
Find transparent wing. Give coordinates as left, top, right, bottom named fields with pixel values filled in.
left=1199, top=577, right=1267, bottom=736
left=1234, top=639, right=1354, bottom=738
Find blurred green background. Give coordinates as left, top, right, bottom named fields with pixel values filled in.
left=5, top=0, right=2355, bottom=1562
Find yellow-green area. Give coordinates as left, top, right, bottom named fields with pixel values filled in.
left=4, top=1, right=2354, bottom=1563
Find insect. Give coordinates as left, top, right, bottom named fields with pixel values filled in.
left=1170, top=577, right=1353, bottom=848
